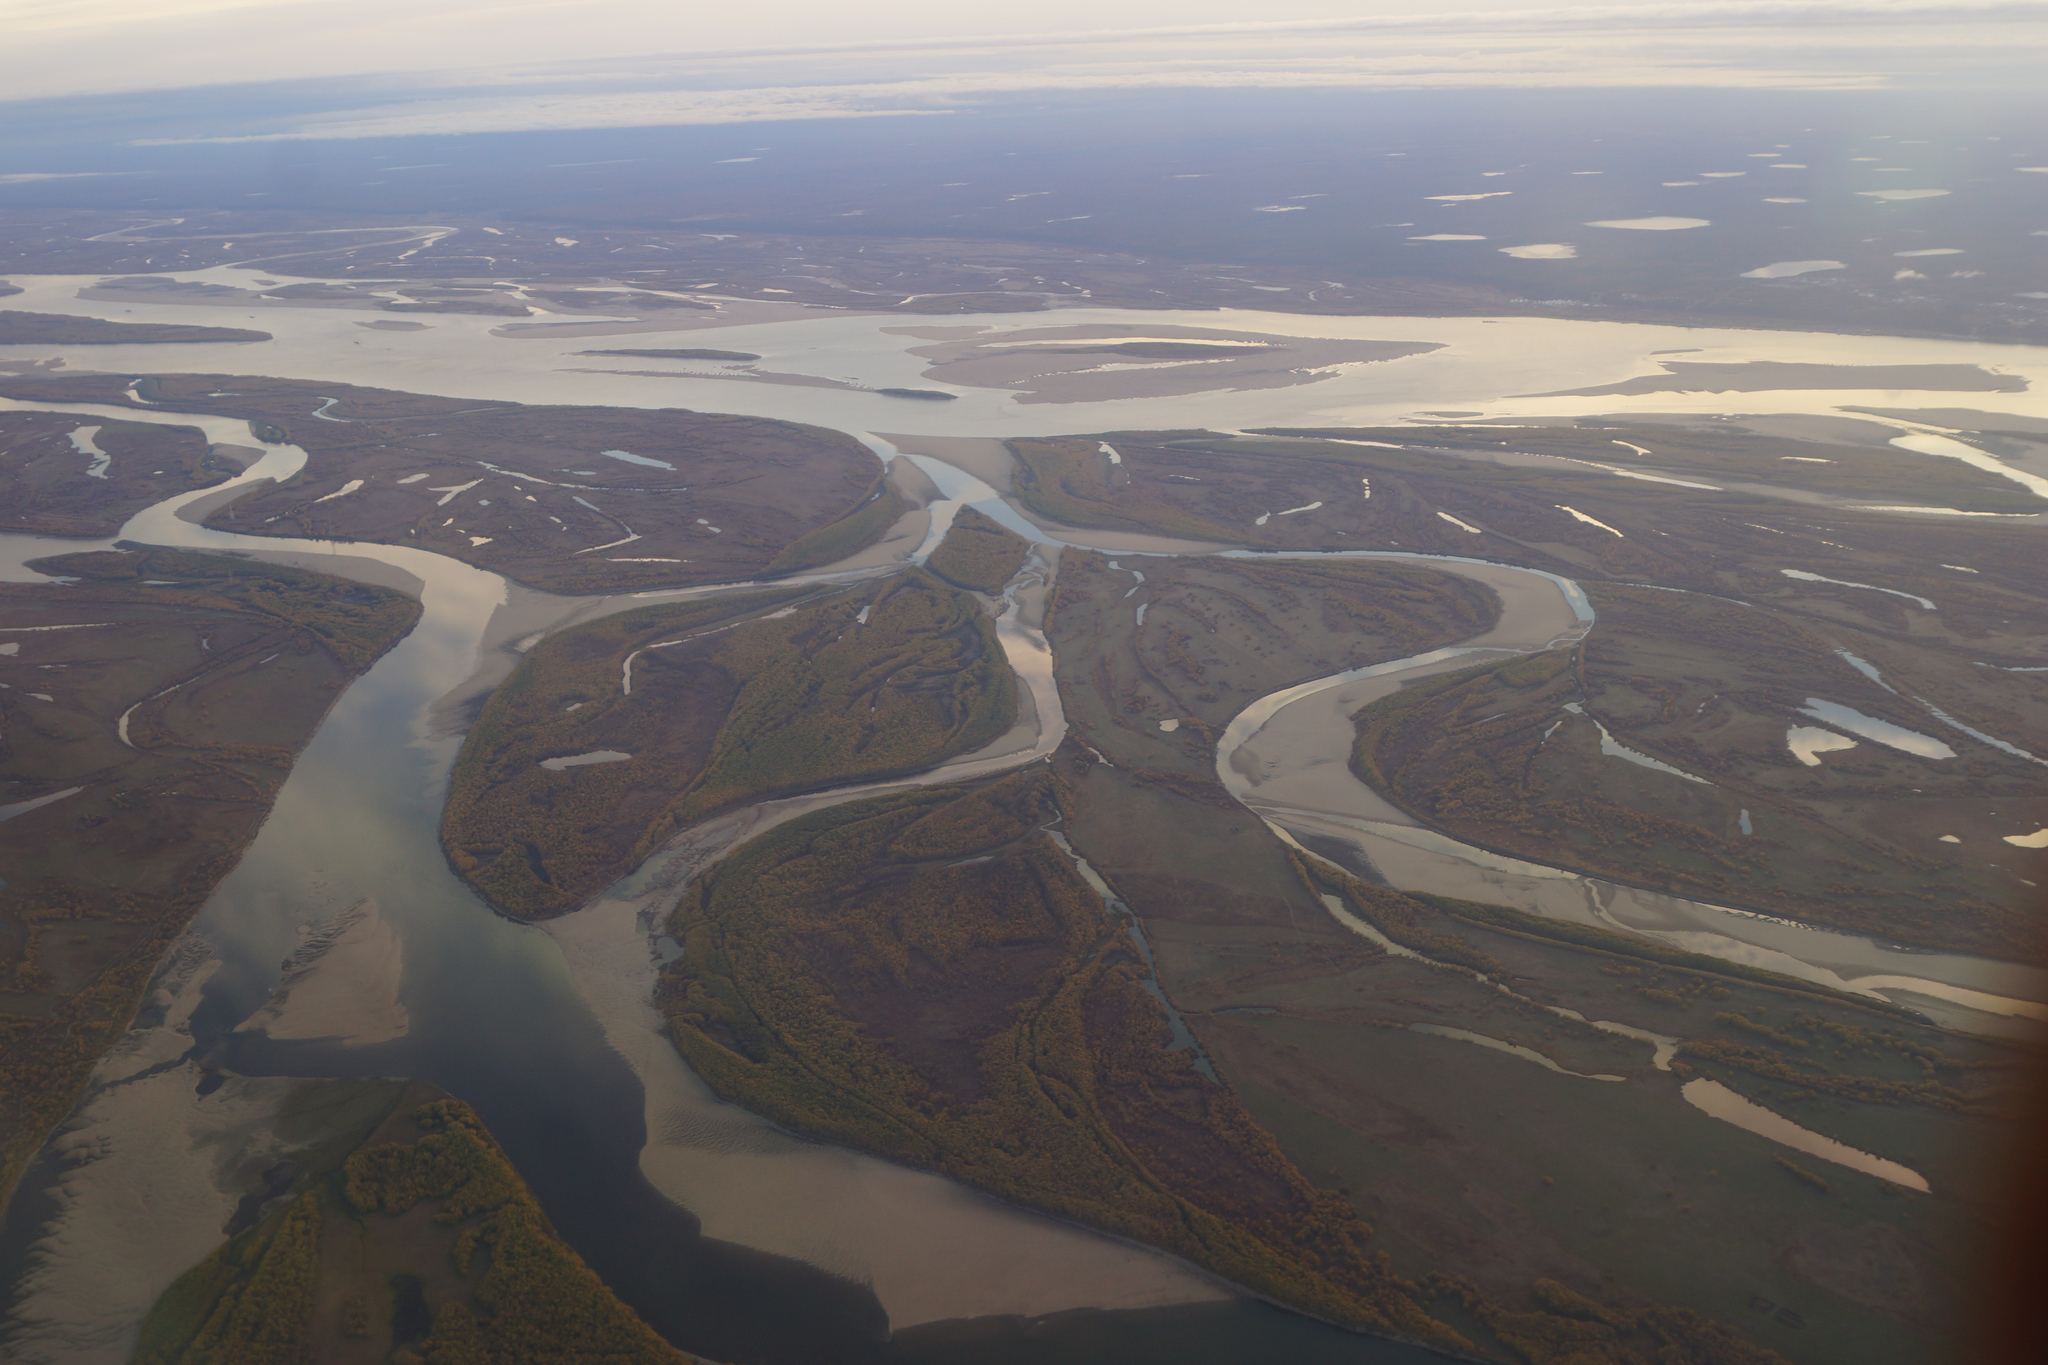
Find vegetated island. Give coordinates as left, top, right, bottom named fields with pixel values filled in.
left=0, top=547, right=421, bottom=1205
left=0, top=372, right=899, bottom=594
left=576, top=348, right=761, bottom=361
left=442, top=568, right=1015, bottom=918
left=876, top=388, right=956, bottom=401
left=661, top=765, right=1458, bottom=1344
left=0, top=310, right=270, bottom=344
left=921, top=504, right=1029, bottom=593
left=137, top=1088, right=708, bottom=1365
left=1351, top=584, right=2047, bottom=959
left=2, top=409, right=248, bottom=537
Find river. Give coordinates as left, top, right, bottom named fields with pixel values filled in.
left=1, top=277, right=2045, bottom=1362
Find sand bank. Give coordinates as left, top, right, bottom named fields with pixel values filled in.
left=232, top=898, right=409, bottom=1045
left=2, top=943, right=404, bottom=1364
left=907, top=323, right=1440, bottom=406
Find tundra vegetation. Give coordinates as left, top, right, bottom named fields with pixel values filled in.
left=1046, top=549, right=1499, bottom=777
left=920, top=505, right=1029, bottom=594
left=659, top=765, right=1463, bottom=1347
left=136, top=1088, right=703, bottom=1365
left=1019, top=430, right=2047, bottom=947
left=763, top=475, right=906, bottom=573
left=1, top=411, right=247, bottom=537
left=1351, top=585, right=2046, bottom=959
left=1031, top=543, right=2013, bottom=1365
left=0, top=547, right=419, bottom=1205
left=0, top=373, right=892, bottom=593
left=441, top=570, right=1015, bottom=918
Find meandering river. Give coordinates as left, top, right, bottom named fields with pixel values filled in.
left=3, top=282, right=2046, bottom=1362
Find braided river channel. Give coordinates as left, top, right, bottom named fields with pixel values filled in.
left=3, top=277, right=2047, bottom=1363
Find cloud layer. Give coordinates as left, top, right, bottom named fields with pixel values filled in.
left=4, top=0, right=2043, bottom=136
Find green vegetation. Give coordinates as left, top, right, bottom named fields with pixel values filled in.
left=922, top=505, right=1028, bottom=593
left=763, top=476, right=908, bottom=572
left=660, top=767, right=1464, bottom=1347
left=442, top=570, right=1015, bottom=917
left=137, top=1097, right=698, bottom=1365
left=1292, top=854, right=1506, bottom=976
left=1772, top=1157, right=1834, bottom=1195
left=1, top=413, right=245, bottom=537
left=1, top=550, right=420, bottom=1207
left=0, top=369, right=889, bottom=594
left=138, top=1187, right=326, bottom=1365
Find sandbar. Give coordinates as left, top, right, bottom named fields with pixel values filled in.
left=1523, top=361, right=2025, bottom=399
left=908, top=323, right=1440, bottom=405
left=233, top=898, right=409, bottom=1045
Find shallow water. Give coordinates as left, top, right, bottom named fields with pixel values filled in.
left=4, top=280, right=2047, bottom=1357
left=1796, top=698, right=1954, bottom=759
left=1786, top=724, right=1860, bottom=765
left=1679, top=1080, right=1929, bottom=1191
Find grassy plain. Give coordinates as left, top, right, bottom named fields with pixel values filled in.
left=442, top=570, right=1015, bottom=917
left=1352, top=585, right=2045, bottom=958
left=921, top=505, right=1028, bottom=593
left=0, top=373, right=889, bottom=594
left=0, top=547, right=419, bottom=1206
left=1, top=411, right=244, bottom=536
left=137, top=1089, right=702, bottom=1365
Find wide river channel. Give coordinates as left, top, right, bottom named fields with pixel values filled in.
left=2, top=274, right=2046, bottom=1364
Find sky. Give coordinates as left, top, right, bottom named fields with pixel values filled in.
left=1, top=1, right=2043, bottom=130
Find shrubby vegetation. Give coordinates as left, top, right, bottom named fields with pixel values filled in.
left=136, top=1187, right=325, bottom=1365
left=1, top=549, right=420, bottom=1207
left=443, top=570, right=1015, bottom=917
left=660, top=767, right=1466, bottom=1347
left=137, top=1098, right=699, bottom=1365
left=921, top=505, right=1028, bottom=593
left=1046, top=548, right=1497, bottom=779
left=763, top=476, right=908, bottom=572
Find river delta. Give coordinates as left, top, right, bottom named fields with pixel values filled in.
left=1, top=255, right=2044, bottom=1365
